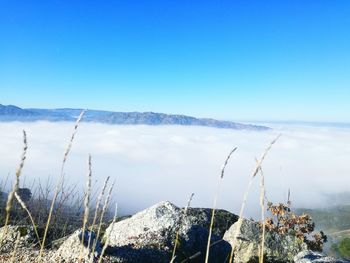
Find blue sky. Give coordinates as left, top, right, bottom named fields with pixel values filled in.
left=0, top=0, right=349, bottom=122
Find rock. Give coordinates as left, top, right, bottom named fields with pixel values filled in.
left=0, top=247, right=59, bottom=263
left=56, top=229, right=102, bottom=262
left=185, top=207, right=239, bottom=237
left=51, top=235, right=70, bottom=249
left=294, top=250, right=350, bottom=263
left=0, top=225, right=35, bottom=253
left=223, top=218, right=307, bottom=263
left=0, top=226, right=57, bottom=262
left=17, top=188, right=32, bottom=202
left=103, top=201, right=236, bottom=262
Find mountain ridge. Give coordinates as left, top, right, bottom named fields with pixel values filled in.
left=0, top=104, right=270, bottom=131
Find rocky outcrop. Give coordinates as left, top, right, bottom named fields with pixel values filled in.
left=294, top=250, right=350, bottom=263
left=56, top=229, right=102, bottom=262
left=2, top=202, right=348, bottom=263
left=223, top=218, right=307, bottom=263
left=103, top=201, right=237, bottom=262
left=0, top=225, right=35, bottom=253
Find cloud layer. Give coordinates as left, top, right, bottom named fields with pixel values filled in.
left=0, top=122, right=349, bottom=217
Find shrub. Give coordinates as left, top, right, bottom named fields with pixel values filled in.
left=338, top=238, right=350, bottom=259
left=261, top=202, right=327, bottom=251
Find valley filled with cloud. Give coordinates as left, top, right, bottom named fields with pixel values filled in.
left=1, top=121, right=349, bottom=218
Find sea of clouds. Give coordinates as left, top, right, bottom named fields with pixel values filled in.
left=0, top=121, right=349, bottom=218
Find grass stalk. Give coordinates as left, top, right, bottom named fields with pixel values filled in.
left=87, top=176, right=110, bottom=250
left=14, top=191, right=42, bottom=247
left=171, top=192, right=195, bottom=262
left=91, top=182, right=115, bottom=257
left=98, top=203, right=118, bottom=263
left=79, top=154, right=92, bottom=261
left=204, top=147, right=237, bottom=263
left=2, top=130, right=27, bottom=244
left=39, top=110, right=86, bottom=259
left=229, top=134, right=281, bottom=263
left=259, top=164, right=265, bottom=263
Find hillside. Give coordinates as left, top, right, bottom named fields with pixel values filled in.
left=0, top=104, right=270, bottom=131
left=296, top=205, right=350, bottom=233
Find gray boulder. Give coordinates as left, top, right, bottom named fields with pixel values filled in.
left=0, top=225, right=36, bottom=253
left=223, top=218, right=307, bottom=263
left=294, top=250, right=350, bottom=263
left=56, top=229, right=102, bottom=262
left=103, top=201, right=237, bottom=262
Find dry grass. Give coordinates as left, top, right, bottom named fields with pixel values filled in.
left=0, top=110, right=118, bottom=262
left=87, top=176, right=110, bottom=250
left=79, top=154, right=93, bottom=262
left=258, top=164, right=265, bottom=263
left=171, top=192, right=195, bottom=262
left=229, top=134, right=281, bottom=263
left=14, top=192, right=41, bottom=247
left=39, top=110, right=86, bottom=258
left=4, top=130, right=27, bottom=230
left=1, top=130, right=28, bottom=247
left=98, top=203, right=118, bottom=263
left=91, top=182, right=115, bottom=257
left=204, top=146, right=237, bottom=263
left=81, top=154, right=92, bottom=247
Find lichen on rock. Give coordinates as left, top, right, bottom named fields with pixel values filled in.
left=223, top=218, right=307, bottom=263
left=56, top=229, right=102, bottom=262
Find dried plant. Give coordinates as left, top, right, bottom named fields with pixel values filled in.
left=261, top=202, right=327, bottom=251
left=14, top=192, right=41, bottom=247
left=91, top=182, right=115, bottom=257
left=78, top=154, right=93, bottom=262
left=229, top=134, right=281, bottom=263
left=4, top=130, right=28, bottom=226
left=205, top=147, right=237, bottom=263
left=171, top=192, right=195, bottom=262
left=87, top=176, right=110, bottom=250
left=98, top=203, right=118, bottom=263
left=2, top=130, right=27, bottom=244
left=81, top=154, right=92, bottom=246
left=39, top=109, right=86, bottom=258
left=258, top=164, right=265, bottom=263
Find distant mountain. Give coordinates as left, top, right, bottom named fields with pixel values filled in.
left=296, top=205, right=350, bottom=233
left=0, top=104, right=270, bottom=131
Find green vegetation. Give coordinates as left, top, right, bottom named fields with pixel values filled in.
left=298, top=205, right=350, bottom=259
left=331, top=238, right=350, bottom=259
left=296, top=205, right=350, bottom=233
left=339, top=238, right=350, bottom=259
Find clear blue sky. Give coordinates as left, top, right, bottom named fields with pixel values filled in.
left=0, top=0, right=349, bottom=122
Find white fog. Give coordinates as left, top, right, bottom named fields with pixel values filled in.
left=0, top=121, right=349, bottom=218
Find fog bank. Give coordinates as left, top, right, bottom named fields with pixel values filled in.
left=0, top=122, right=349, bottom=218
